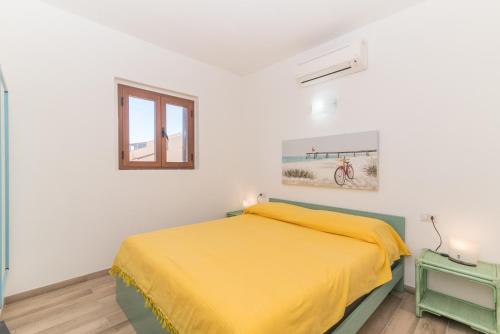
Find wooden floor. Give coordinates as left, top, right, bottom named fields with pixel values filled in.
left=2, top=274, right=479, bottom=334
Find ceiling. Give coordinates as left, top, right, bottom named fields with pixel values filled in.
left=41, top=0, right=424, bottom=75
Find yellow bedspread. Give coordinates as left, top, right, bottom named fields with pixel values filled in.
left=112, top=203, right=410, bottom=334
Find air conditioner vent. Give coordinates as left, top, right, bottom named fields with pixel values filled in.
left=296, top=41, right=367, bottom=86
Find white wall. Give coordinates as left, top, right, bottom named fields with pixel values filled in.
left=243, top=0, right=500, bottom=287
left=0, top=0, right=250, bottom=295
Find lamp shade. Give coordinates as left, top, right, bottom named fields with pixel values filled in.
left=448, top=237, right=479, bottom=266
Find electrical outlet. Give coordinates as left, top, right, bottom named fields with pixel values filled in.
left=420, top=214, right=435, bottom=223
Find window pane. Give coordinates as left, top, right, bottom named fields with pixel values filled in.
left=128, top=96, right=156, bottom=162
left=165, top=104, right=188, bottom=162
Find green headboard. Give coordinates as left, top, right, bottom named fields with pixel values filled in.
left=269, top=198, right=406, bottom=241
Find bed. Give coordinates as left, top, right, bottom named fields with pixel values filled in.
left=112, top=198, right=410, bottom=334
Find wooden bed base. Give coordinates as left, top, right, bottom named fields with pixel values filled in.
left=116, top=198, right=406, bottom=334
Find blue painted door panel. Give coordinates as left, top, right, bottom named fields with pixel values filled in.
left=0, top=66, right=10, bottom=307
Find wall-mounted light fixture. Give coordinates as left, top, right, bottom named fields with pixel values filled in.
left=311, top=94, right=337, bottom=116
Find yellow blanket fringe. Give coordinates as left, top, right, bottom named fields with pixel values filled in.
left=110, top=266, right=179, bottom=334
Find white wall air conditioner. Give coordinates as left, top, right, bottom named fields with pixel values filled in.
left=296, top=41, right=367, bottom=86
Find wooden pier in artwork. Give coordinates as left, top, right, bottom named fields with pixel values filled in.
left=305, top=149, right=377, bottom=159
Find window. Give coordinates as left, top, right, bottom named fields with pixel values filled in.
left=118, top=84, right=194, bottom=169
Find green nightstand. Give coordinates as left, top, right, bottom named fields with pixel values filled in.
left=416, top=249, right=500, bottom=334
left=226, top=209, right=243, bottom=217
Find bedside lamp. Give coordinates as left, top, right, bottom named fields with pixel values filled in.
left=448, top=237, right=479, bottom=266
left=242, top=193, right=267, bottom=208
left=242, top=199, right=256, bottom=208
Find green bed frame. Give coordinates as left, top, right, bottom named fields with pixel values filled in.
left=116, top=198, right=406, bottom=334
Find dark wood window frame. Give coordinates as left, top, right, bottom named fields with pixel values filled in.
left=118, top=84, right=195, bottom=170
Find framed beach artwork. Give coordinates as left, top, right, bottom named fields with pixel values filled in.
left=282, top=131, right=379, bottom=190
